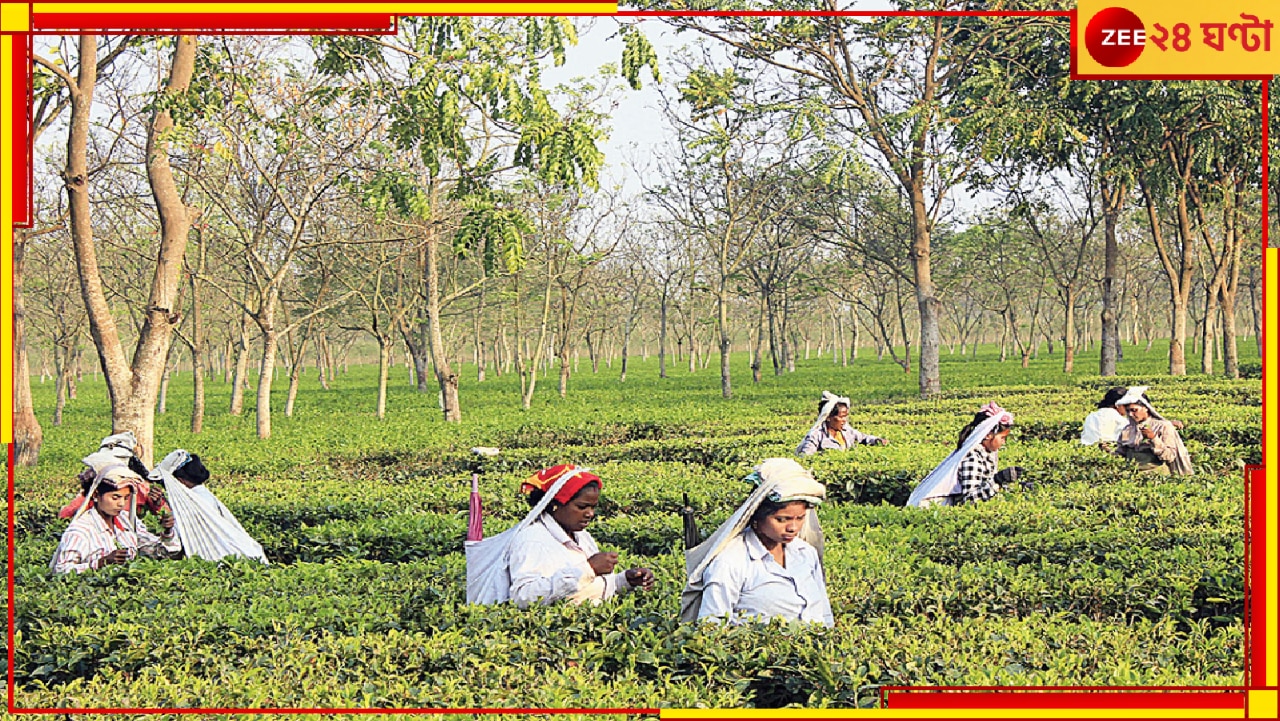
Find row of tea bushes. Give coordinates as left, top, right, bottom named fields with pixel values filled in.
left=14, top=352, right=1255, bottom=709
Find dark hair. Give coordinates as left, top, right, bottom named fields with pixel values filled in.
left=1098, top=387, right=1128, bottom=409
left=750, top=497, right=813, bottom=527
left=174, top=454, right=210, bottom=486
left=127, top=455, right=151, bottom=479
left=956, top=411, right=1013, bottom=451
left=527, top=480, right=600, bottom=509
left=818, top=398, right=849, bottom=418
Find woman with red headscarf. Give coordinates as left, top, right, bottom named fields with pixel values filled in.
left=506, top=464, right=655, bottom=608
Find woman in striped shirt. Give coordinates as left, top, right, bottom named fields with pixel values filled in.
left=50, top=456, right=181, bottom=574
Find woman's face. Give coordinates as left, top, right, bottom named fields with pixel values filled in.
left=95, top=487, right=132, bottom=518
left=1127, top=404, right=1150, bottom=423
left=550, top=484, right=599, bottom=535
left=981, top=428, right=1011, bottom=453
left=754, top=501, right=810, bottom=546
left=825, top=405, right=849, bottom=433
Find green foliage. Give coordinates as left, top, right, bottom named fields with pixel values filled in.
left=13, top=342, right=1254, bottom=708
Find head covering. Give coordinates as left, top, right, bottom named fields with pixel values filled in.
left=680, top=458, right=826, bottom=622
left=57, top=434, right=156, bottom=520
left=65, top=449, right=152, bottom=529
left=98, top=431, right=139, bottom=459
left=81, top=450, right=151, bottom=499
left=907, top=403, right=1013, bottom=508
left=520, top=464, right=601, bottom=506
left=1116, top=386, right=1165, bottom=419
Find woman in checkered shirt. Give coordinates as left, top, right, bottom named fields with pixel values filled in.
left=953, top=406, right=1024, bottom=505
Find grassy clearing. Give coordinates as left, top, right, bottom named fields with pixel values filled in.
left=10, top=340, right=1258, bottom=711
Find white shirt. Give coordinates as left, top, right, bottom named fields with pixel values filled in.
left=50, top=509, right=181, bottom=574
left=507, top=514, right=633, bottom=608
left=697, top=528, right=833, bottom=626
left=1081, top=407, right=1127, bottom=445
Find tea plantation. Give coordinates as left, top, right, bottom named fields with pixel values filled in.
left=8, top=342, right=1258, bottom=713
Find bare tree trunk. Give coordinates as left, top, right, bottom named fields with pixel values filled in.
left=376, top=336, right=390, bottom=419
left=1222, top=284, right=1240, bottom=378
left=13, top=233, right=43, bottom=466
left=1063, top=289, right=1077, bottom=374
left=475, top=282, right=487, bottom=383
left=751, top=299, right=765, bottom=384
left=849, top=309, right=859, bottom=362
left=558, top=287, right=572, bottom=397
left=54, top=346, right=69, bottom=426
left=189, top=245, right=206, bottom=433
left=284, top=334, right=308, bottom=418
left=1201, top=280, right=1218, bottom=375
left=255, top=303, right=278, bottom=440
left=658, top=290, right=669, bottom=379
left=230, top=311, right=251, bottom=415
left=522, top=263, right=555, bottom=410
left=64, top=35, right=197, bottom=464
left=157, top=353, right=173, bottom=414
left=1099, top=177, right=1124, bottom=376
left=620, top=317, right=634, bottom=383
left=425, top=234, right=461, bottom=421
left=717, top=292, right=732, bottom=399
left=908, top=191, right=941, bottom=396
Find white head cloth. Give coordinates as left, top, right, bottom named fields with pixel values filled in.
left=907, top=403, right=1013, bottom=508
left=680, top=458, right=826, bottom=622
left=72, top=450, right=149, bottom=526
left=98, top=431, right=138, bottom=459
left=465, top=467, right=589, bottom=605
left=148, top=449, right=268, bottom=564
left=1116, top=386, right=1165, bottom=419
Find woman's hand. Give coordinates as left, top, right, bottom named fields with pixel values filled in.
left=587, top=552, right=619, bottom=576
left=877, top=438, right=890, bottom=446
left=625, top=567, right=655, bottom=591
left=94, top=549, right=130, bottom=569
left=1140, top=424, right=1156, bottom=440
left=160, top=513, right=176, bottom=532
left=148, top=485, right=166, bottom=506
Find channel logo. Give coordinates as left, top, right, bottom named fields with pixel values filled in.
left=1085, top=7, right=1146, bottom=67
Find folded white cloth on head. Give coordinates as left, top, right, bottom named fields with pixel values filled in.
left=98, top=431, right=138, bottom=459
left=1116, top=386, right=1165, bottom=419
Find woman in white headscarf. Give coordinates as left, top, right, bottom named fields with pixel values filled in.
left=907, top=403, right=1024, bottom=507
left=148, top=449, right=269, bottom=564
left=1112, top=388, right=1193, bottom=475
left=682, top=458, right=832, bottom=626
left=796, top=391, right=888, bottom=456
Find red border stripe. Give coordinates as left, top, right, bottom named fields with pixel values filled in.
left=1248, top=465, right=1267, bottom=685
left=886, top=691, right=1246, bottom=710
left=31, top=13, right=396, bottom=32
left=10, top=35, right=27, bottom=226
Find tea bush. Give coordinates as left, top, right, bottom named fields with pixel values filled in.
left=9, top=342, right=1256, bottom=711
